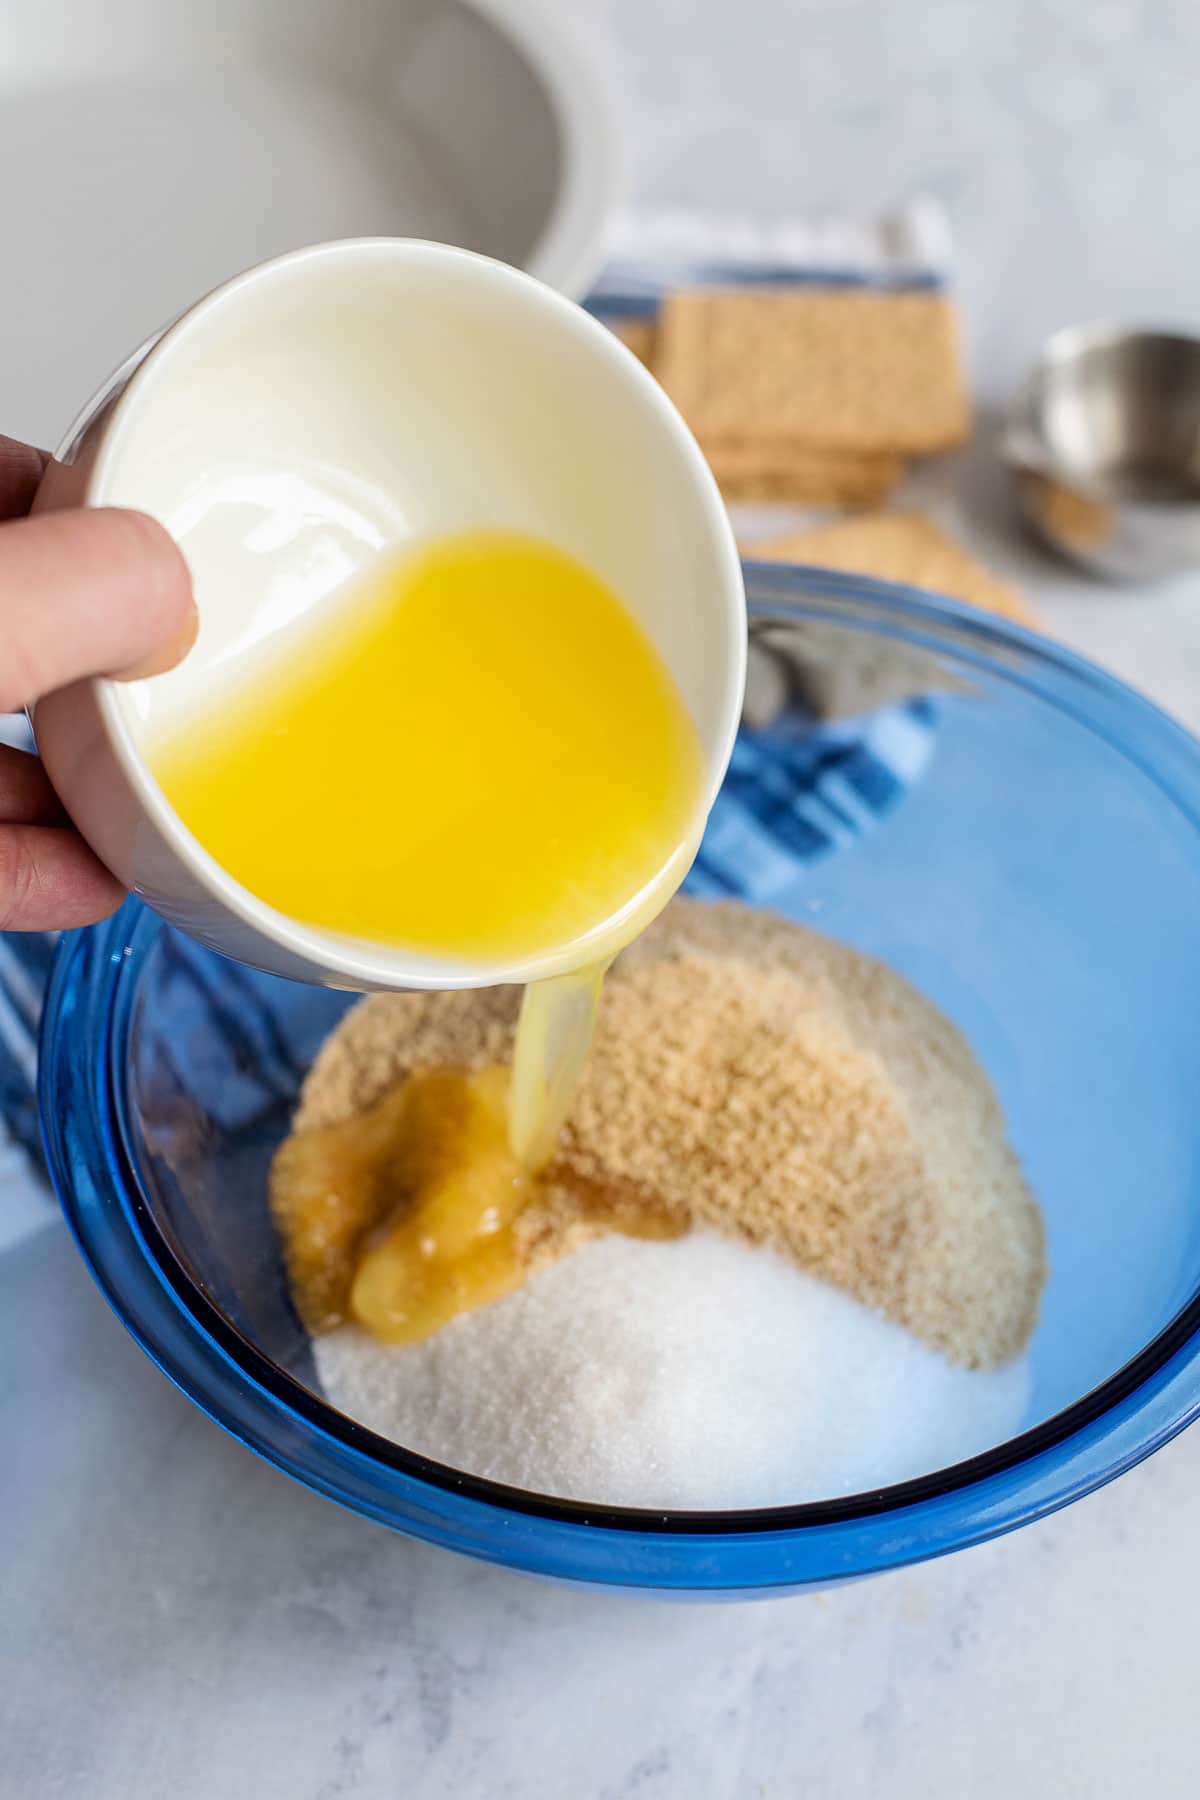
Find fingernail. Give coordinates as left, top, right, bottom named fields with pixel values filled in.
left=116, top=602, right=200, bottom=683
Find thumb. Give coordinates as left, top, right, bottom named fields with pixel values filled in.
left=0, top=507, right=196, bottom=713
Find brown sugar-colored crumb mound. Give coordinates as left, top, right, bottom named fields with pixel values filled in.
left=654, top=288, right=970, bottom=455
left=748, top=510, right=1040, bottom=631
left=286, top=900, right=1044, bottom=1369
left=602, top=904, right=1045, bottom=1367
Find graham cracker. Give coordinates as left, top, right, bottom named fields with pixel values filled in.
left=612, top=317, right=658, bottom=369
left=655, top=288, right=970, bottom=455
left=608, top=301, right=911, bottom=502
left=706, top=440, right=904, bottom=506
left=748, top=511, right=1038, bottom=630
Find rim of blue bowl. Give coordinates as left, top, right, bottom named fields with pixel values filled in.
left=39, top=565, right=1200, bottom=1593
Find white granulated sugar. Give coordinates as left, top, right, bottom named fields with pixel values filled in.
left=314, top=1234, right=1031, bottom=1509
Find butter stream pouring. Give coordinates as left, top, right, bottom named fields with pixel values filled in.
left=148, top=529, right=709, bottom=1343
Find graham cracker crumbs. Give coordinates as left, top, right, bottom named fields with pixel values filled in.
left=748, top=510, right=1040, bottom=630
left=290, top=900, right=1043, bottom=1369
left=654, top=288, right=970, bottom=455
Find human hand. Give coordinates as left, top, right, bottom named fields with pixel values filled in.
left=0, top=434, right=196, bottom=929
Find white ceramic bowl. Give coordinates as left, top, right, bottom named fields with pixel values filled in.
left=33, top=239, right=746, bottom=991
left=0, top=0, right=618, bottom=444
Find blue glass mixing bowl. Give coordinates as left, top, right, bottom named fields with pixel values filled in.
left=39, top=566, right=1200, bottom=1595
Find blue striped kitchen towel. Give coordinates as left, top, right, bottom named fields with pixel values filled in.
left=685, top=698, right=935, bottom=901
left=0, top=203, right=947, bottom=1193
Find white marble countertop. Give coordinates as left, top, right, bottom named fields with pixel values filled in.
left=6, top=2, right=1200, bottom=1794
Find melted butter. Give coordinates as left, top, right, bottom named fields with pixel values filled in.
left=272, top=1061, right=685, bottom=1346
left=350, top=1066, right=530, bottom=1344
left=507, top=811, right=703, bottom=1169
left=509, top=960, right=612, bottom=1169
left=147, top=529, right=703, bottom=963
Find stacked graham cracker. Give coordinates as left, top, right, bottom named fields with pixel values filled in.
left=614, top=283, right=1037, bottom=630
left=618, top=287, right=968, bottom=506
